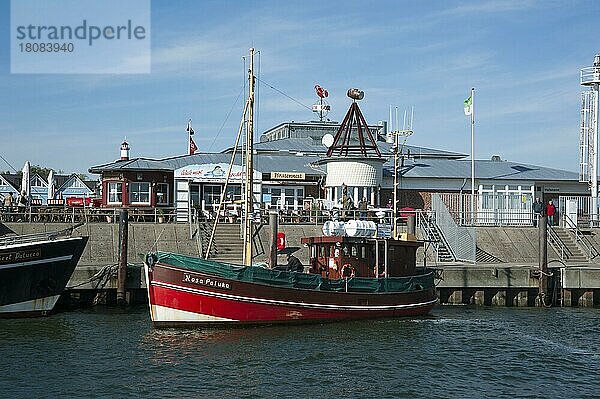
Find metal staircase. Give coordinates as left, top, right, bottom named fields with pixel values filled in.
left=418, top=212, right=455, bottom=262
left=198, top=221, right=265, bottom=263
left=198, top=222, right=244, bottom=262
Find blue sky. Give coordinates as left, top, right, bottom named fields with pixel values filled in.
left=0, top=0, right=599, bottom=175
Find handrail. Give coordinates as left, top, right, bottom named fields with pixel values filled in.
left=546, top=225, right=573, bottom=260
left=416, top=210, right=453, bottom=262
left=0, top=222, right=84, bottom=247
left=562, top=213, right=600, bottom=260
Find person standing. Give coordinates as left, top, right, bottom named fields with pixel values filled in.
left=532, top=198, right=544, bottom=227
left=358, top=197, right=368, bottom=219
left=3, top=192, right=14, bottom=208
left=546, top=200, right=556, bottom=226
left=17, top=190, right=28, bottom=209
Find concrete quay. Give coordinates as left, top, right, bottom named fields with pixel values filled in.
left=4, top=222, right=600, bottom=308
left=436, top=264, right=600, bottom=307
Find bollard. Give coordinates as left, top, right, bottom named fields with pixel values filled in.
left=269, top=212, right=278, bottom=268
left=537, top=215, right=548, bottom=306
left=117, top=209, right=128, bottom=306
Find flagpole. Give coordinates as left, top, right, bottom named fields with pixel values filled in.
left=188, top=119, right=191, bottom=156
left=470, top=87, right=475, bottom=223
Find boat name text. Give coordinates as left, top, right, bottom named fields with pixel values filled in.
left=182, top=273, right=231, bottom=290
left=0, top=249, right=42, bottom=265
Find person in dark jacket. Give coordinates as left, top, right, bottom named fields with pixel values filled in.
left=532, top=198, right=544, bottom=227
left=286, top=253, right=304, bottom=273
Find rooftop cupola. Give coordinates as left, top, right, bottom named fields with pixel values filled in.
left=120, top=139, right=130, bottom=161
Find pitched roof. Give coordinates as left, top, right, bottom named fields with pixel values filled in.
left=384, top=158, right=579, bottom=182
left=0, top=173, right=20, bottom=189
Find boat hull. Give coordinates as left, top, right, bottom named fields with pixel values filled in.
left=145, top=261, right=437, bottom=327
left=0, top=236, right=88, bottom=318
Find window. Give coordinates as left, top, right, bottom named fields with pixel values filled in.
left=203, top=185, right=221, bottom=206
left=107, top=182, right=122, bottom=204
left=31, top=176, right=45, bottom=187
left=71, top=179, right=85, bottom=188
left=129, top=182, right=150, bottom=204
left=225, top=185, right=242, bottom=201
left=270, top=188, right=281, bottom=207
left=285, top=188, right=295, bottom=208
left=156, top=183, right=169, bottom=205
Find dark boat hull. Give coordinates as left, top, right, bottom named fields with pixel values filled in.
left=145, top=261, right=437, bottom=327
left=0, top=236, right=88, bottom=317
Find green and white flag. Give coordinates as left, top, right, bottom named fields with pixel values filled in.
left=464, top=96, right=473, bottom=116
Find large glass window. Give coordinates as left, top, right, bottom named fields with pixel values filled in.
left=156, top=183, right=169, bottom=205
left=107, top=182, right=122, bottom=204
left=203, top=185, right=221, bottom=207
left=284, top=188, right=295, bottom=208
left=225, top=185, right=242, bottom=201
left=129, top=182, right=150, bottom=204
left=270, top=188, right=281, bottom=207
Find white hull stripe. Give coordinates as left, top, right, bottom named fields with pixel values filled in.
left=150, top=304, right=235, bottom=323
left=0, top=255, right=73, bottom=270
left=0, top=294, right=61, bottom=314
left=151, top=280, right=438, bottom=312
left=0, top=236, right=83, bottom=251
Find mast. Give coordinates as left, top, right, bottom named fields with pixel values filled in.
left=243, top=48, right=255, bottom=266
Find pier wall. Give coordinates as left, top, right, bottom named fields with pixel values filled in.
left=5, top=222, right=600, bottom=307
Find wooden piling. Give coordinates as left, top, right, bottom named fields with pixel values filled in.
left=537, top=215, right=548, bottom=306
left=117, top=209, right=128, bottom=305
left=269, top=212, right=278, bottom=268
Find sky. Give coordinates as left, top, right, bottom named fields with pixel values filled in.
left=0, top=0, right=599, bottom=175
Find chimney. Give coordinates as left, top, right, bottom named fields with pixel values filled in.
left=120, top=140, right=130, bottom=161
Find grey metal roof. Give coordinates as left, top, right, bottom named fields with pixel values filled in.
left=247, top=138, right=467, bottom=159
left=89, top=150, right=578, bottom=183
left=383, top=158, right=579, bottom=181
left=90, top=153, right=326, bottom=176
left=89, top=158, right=174, bottom=173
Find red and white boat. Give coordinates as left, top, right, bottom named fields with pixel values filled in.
left=144, top=232, right=436, bottom=326
left=144, top=48, right=437, bottom=327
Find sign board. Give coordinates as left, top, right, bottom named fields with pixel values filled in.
left=262, top=194, right=272, bottom=203
left=543, top=187, right=560, bottom=193
left=270, top=172, right=305, bottom=180
left=175, top=163, right=261, bottom=182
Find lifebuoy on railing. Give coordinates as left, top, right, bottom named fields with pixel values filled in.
left=340, top=264, right=355, bottom=278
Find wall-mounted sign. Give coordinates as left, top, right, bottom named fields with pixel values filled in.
left=175, top=164, right=261, bottom=182
left=543, top=187, right=560, bottom=193
left=270, top=172, right=305, bottom=180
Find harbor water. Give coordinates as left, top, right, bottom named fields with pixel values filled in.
left=1, top=306, right=599, bottom=398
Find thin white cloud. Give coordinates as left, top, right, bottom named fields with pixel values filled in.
left=437, top=0, right=536, bottom=17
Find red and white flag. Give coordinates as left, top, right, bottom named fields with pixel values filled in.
left=187, top=119, right=197, bottom=155
left=189, top=136, right=198, bottom=155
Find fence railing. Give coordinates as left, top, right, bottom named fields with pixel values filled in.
left=432, top=194, right=476, bottom=262
left=0, top=206, right=177, bottom=224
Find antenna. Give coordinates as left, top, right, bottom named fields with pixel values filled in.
left=580, top=54, right=600, bottom=223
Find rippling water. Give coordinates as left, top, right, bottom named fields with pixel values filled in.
left=1, top=306, right=599, bottom=398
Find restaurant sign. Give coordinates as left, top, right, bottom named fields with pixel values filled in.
left=270, top=172, right=305, bottom=180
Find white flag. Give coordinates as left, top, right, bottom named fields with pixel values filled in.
left=464, top=96, right=473, bottom=116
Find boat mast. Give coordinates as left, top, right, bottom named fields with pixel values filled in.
left=243, top=48, right=255, bottom=266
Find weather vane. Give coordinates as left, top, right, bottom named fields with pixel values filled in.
left=312, top=84, right=331, bottom=121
